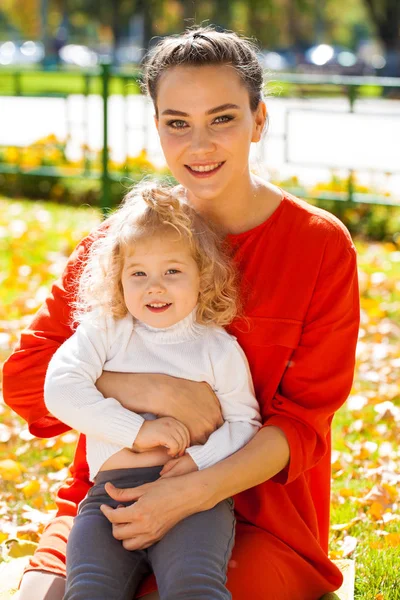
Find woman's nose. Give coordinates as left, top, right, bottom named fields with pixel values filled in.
left=190, top=128, right=216, bottom=154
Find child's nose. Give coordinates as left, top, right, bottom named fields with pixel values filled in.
left=147, top=277, right=166, bottom=293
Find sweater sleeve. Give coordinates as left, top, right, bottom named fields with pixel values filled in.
left=264, top=235, right=360, bottom=485
left=2, top=226, right=107, bottom=438
left=186, top=339, right=261, bottom=470
left=44, top=318, right=144, bottom=448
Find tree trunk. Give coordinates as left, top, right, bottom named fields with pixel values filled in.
left=210, top=0, right=233, bottom=29
left=363, top=0, right=400, bottom=75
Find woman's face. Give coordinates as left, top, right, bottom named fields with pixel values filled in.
left=154, top=65, right=266, bottom=204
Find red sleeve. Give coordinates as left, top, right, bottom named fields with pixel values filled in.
left=264, top=233, right=360, bottom=484
left=2, top=228, right=103, bottom=438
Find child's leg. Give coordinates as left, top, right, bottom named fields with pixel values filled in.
left=65, top=468, right=161, bottom=600
left=148, top=498, right=235, bottom=600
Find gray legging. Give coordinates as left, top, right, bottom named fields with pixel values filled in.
left=65, top=467, right=235, bottom=600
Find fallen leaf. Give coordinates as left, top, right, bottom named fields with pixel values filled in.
left=341, top=535, right=358, bottom=557
left=368, top=501, right=385, bottom=520
left=6, top=538, right=38, bottom=558
left=0, top=459, right=24, bottom=481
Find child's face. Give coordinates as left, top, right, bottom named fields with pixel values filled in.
left=121, top=229, right=201, bottom=328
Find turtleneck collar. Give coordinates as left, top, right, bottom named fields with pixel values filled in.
left=133, top=307, right=204, bottom=344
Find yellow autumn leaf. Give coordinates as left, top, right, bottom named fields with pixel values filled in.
left=0, top=459, right=24, bottom=481
left=367, top=501, right=384, bottom=520
left=21, top=480, right=41, bottom=498
left=385, top=533, right=400, bottom=548
left=375, top=594, right=384, bottom=600
left=339, top=488, right=354, bottom=498
left=381, top=483, right=398, bottom=503
left=0, top=531, right=9, bottom=543
left=32, top=496, right=44, bottom=509
left=40, top=455, right=70, bottom=470
left=7, top=539, right=38, bottom=558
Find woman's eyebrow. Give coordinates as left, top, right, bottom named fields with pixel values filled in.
left=161, top=103, right=240, bottom=117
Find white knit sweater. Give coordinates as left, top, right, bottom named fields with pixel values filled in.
left=44, top=310, right=261, bottom=481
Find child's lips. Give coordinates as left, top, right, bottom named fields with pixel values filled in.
left=146, top=303, right=172, bottom=313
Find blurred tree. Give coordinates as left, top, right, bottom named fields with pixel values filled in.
left=362, top=0, right=399, bottom=52
left=362, top=0, right=400, bottom=73
left=1, top=0, right=41, bottom=38
left=210, top=0, right=233, bottom=29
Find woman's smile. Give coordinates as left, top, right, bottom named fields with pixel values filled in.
left=185, top=161, right=225, bottom=178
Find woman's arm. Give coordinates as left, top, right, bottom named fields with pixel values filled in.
left=101, top=229, right=360, bottom=549
left=96, top=372, right=223, bottom=445
left=185, top=340, right=261, bottom=470
left=101, top=425, right=289, bottom=550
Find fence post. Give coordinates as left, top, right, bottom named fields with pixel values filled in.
left=346, top=84, right=357, bottom=204
left=101, top=62, right=111, bottom=216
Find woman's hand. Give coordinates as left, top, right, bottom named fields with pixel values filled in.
left=96, top=372, right=223, bottom=445
left=100, top=474, right=203, bottom=550
left=160, top=454, right=198, bottom=478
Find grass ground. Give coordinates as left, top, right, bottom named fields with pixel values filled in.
left=0, top=69, right=141, bottom=96
left=0, top=197, right=399, bottom=599
left=0, top=68, right=385, bottom=99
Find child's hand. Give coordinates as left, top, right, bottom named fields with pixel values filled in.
left=133, top=417, right=190, bottom=457
left=160, top=454, right=199, bottom=478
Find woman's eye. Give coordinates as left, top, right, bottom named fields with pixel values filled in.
left=132, top=271, right=146, bottom=277
left=167, top=120, right=188, bottom=129
left=214, top=115, right=233, bottom=124
left=166, top=269, right=180, bottom=275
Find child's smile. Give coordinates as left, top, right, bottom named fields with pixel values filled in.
left=121, top=228, right=200, bottom=328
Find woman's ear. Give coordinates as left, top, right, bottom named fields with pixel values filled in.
left=251, top=101, right=267, bottom=143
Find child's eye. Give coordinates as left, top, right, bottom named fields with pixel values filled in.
left=132, top=271, right=146, bottom=277
left=214, top=115, right=234, bottom=124
left=167, top=120, right=188, bottom=129
left=166, top=269, right=180, bottom=275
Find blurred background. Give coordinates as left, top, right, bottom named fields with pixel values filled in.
left=0, top=0, right=398, bottom=76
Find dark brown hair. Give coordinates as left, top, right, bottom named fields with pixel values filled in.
left=142, top=26, right=264, bottom=115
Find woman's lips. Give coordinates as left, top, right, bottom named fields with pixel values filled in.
left=185, top=162, right=225, bottom=178
left=146, top=303, right=172, bottom=313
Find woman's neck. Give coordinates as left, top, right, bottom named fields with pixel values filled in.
left=185, top=174, right=283, bottom=236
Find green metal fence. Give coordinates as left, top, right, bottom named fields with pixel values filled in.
left=0, top=65, right=143, bottom=214
left=0, top=65, right=399, bottom=212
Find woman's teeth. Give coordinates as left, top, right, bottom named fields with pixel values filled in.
left=189, top=162, right=223, bottom=172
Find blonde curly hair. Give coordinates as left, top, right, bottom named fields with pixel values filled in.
left=73, top=182, right=239, bottom=328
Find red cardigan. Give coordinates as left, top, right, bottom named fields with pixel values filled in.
left=3, top=192, right=359, bottom=592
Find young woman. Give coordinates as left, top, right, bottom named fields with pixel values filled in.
left=44, top=183, right=261, bottom=599
left=3, top=26, right=359, bottom=600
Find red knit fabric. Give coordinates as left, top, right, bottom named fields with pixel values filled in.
left=3, top=193, right=359, bottom=599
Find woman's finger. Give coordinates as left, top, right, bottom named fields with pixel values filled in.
left=122, top=535, right=158, bottom=551
left=111, top=520, right=141, bottom=540
left=160, top=459, right=178, bottom=476
left=104, top=481, right=149, bottom=502
left=100, top=503, right=132, bottom=524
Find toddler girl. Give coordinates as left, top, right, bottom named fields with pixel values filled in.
left=44, top=183, right=261, bottom=600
